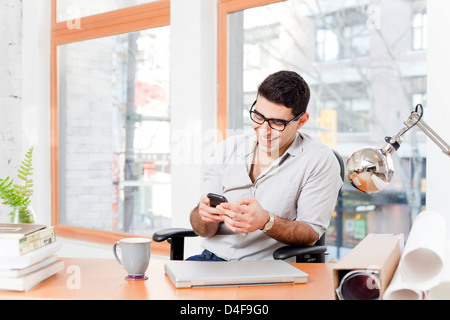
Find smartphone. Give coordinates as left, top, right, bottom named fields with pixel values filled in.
left=207, top=193, right=228, bottom=208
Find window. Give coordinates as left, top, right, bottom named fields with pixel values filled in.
left=51, top=0, right=171, bottom=242
left=222, top=0, right=427, bottom=259
left=316, top=28, right=339, bottom=62
left=316, top=8, right=370, bottom=62
left=412, top=0, right=427, bottom=51
left=315, top=82, right=370, bottom=133
left=410, top=76, right=427, bottom=108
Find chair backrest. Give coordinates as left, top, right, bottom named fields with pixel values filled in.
left=333, top=149, right=345, bottom=182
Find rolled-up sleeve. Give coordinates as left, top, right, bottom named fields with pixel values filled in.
left=296, top=147, right=343, bottom=237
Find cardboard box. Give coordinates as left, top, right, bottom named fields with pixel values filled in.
left=332, top=234, right=403, bottom=300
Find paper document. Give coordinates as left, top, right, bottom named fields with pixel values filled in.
left=426, top=243, right=450, bottom=300
left=384, top=210, right=447, bottom=300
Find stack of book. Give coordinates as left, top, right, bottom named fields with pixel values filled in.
left=0, top=223, right=63, bottom=291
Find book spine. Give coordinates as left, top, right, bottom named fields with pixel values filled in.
left=18, top=227, right=56, bottom=255
left=19, top=233, right=56, bottom=255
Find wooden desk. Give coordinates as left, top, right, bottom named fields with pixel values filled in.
left=0, top=258, right=335, bottom=300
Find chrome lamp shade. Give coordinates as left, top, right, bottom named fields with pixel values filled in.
left=346, top=105, right=450, bottom=194
left=347, top=146, right=394, bottom=193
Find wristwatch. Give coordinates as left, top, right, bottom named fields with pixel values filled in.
left=262, top=211, right=274, bottom=233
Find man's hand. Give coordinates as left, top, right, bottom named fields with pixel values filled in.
left=216, top=197, right=270, bottom=233
left=194, top=195, right=318, bottom=245
left=197, top=194, right=225, bottom=223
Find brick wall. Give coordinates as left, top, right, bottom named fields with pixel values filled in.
left=59, top=37, right=115, bottom=230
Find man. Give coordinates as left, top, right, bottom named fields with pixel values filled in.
left=188, top=70, right=342, bottom=261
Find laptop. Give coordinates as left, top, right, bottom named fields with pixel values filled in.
left=164, top=260, right=308, bottom=288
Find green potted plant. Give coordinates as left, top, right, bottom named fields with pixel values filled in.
left=0, top=147, right=37, bottom=223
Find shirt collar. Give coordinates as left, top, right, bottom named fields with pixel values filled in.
left=284, top=131, right=304, bottom=157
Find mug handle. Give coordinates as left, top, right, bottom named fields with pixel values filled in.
left=113, top=241, right=125, bottom=268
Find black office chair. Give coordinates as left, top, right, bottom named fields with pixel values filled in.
left=153, top=150, right=345, bottom=262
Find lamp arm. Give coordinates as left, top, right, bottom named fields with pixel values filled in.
left=382, top=120, right=410, bottom=154
left=401, top=111, right=450, bottom=157
left=383, top=110, right=450, bottom=158
left=414, top=118, right=450, bottom=157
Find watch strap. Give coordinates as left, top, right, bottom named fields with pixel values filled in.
left=262, top=211, right=274, bottom=232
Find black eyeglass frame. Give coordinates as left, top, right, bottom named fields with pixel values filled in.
left=249, top=100, right=304, bottom=132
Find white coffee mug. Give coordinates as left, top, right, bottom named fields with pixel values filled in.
left=113, top=238, right=151, bottom=280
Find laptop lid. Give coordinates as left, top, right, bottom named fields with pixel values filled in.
left=165, top=260, right=308, bottom=288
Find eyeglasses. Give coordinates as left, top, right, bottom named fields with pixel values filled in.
left=249, top=100, right=304, bottom=132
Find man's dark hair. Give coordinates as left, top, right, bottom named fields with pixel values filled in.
left=257, top=70, right=310, bottom=116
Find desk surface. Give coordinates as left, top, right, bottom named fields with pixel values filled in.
left=0, top=258, right=334, bottom=300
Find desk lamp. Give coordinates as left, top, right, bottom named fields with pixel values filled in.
left=346, top=104, right=450, bottom=193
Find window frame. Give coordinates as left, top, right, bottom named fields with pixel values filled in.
left=50, top=0, right=171, bottom=253
left=217, top=0, right=285, bottom=139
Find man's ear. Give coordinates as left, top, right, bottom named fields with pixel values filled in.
left=296, top=112, right=309, bottom=130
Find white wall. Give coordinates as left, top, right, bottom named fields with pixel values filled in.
left=0, top=0, right=24, bottom=220
left=170, top=0, right=217, bottom=256
left=170, top=0, right=217, bottom=229
left=22, top=0, right=52, bottom=226
left=426, top=1, right=450, bottom=236
left=0, top=0, right=52, bottom=224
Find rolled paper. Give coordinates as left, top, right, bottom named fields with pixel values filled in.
left=400, top=211, right=447, bottom=291
left=426, top=242, right=450, bottom=300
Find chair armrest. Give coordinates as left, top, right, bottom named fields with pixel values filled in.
left=273, top=245, right=327, bottom=262
left=152, top=228, right=198, bottom=260
left=152, top=227, right=197, bottom=242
